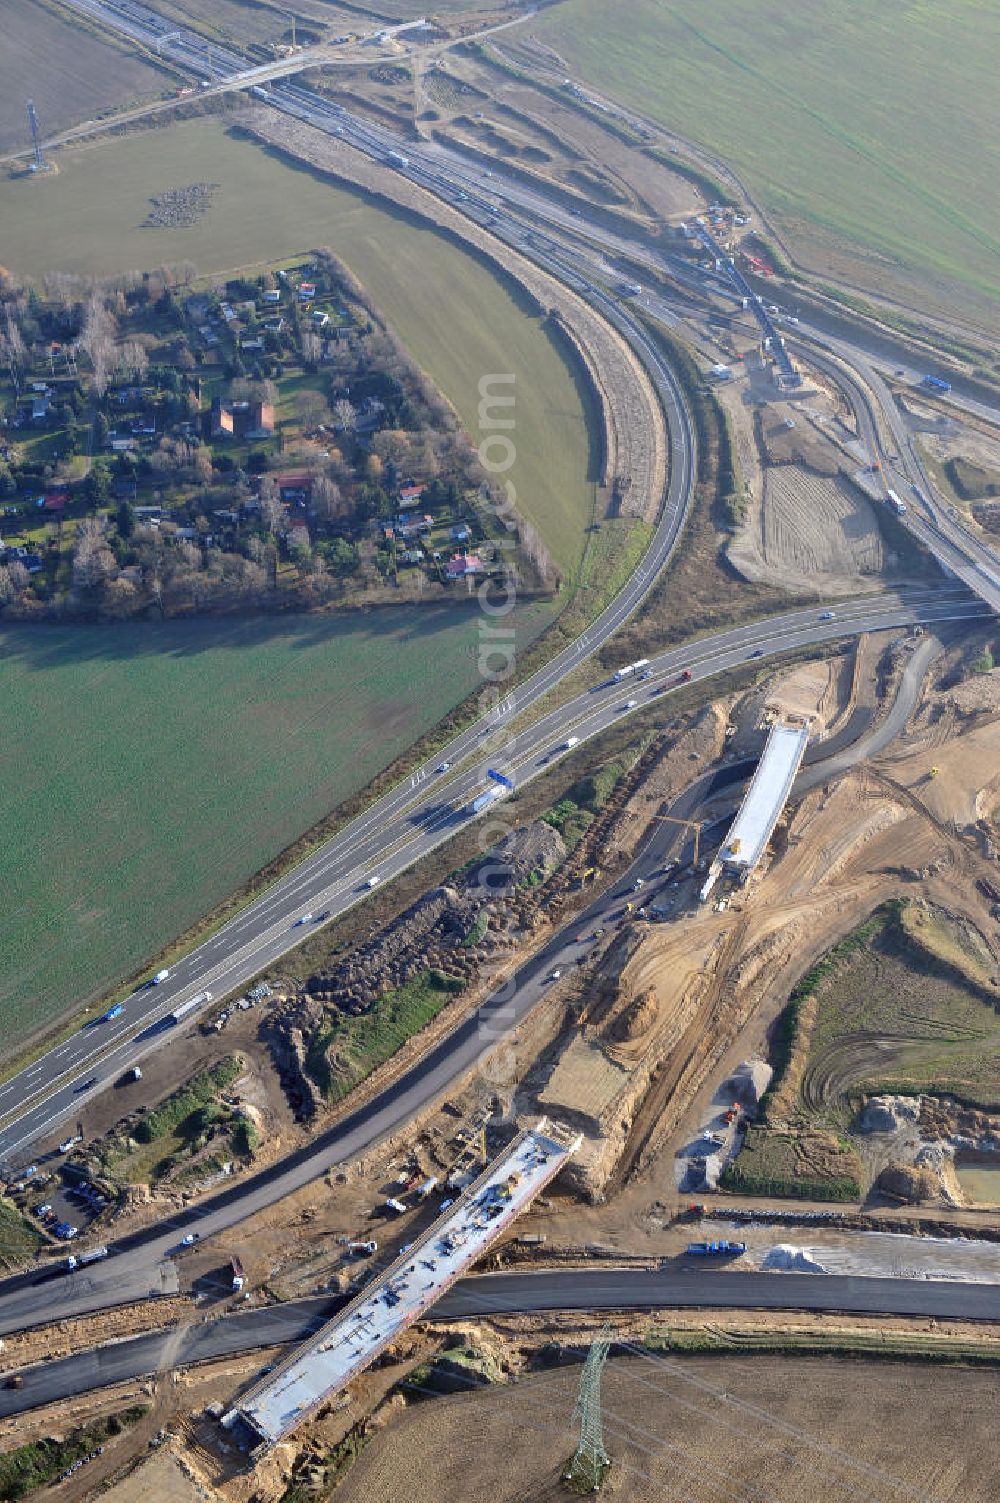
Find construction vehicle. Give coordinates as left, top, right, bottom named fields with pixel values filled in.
left=65, top=1246, right=108, bottom=1272
left=415, top=1177, right=439, bottom=1201
left=348, top=1240, right=378, bottom=1256
left=686, top=1239, right=746, bottom=1257
left=384, top=1197, right=407, bottom=1216
left=230, top=1256, right=245, bottom=1291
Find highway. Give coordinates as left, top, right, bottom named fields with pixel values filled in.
left=0, top=587, right=985, bottom=1168
left=0, top=587, right=986, bottom=1339
left=8, top=0, right=994, bottom=1381
left=3, top=1265, right=1000, bottom=1419
left=6, top=4, right=999, bottom=1163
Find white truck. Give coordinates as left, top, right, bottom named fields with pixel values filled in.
left=563, top=736, right=580, bottom=751
left=612, top=658, right=649, bottom=683
left=886, top=489, right=908, bottom=515
left=468, top=785, right=508, bottom=816
left=65, top=1246, right=108, bottom=1272
left=168, top=991, right=212, bottom=1025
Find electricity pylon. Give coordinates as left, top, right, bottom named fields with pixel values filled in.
left=565, top=1331, right=611, bottom=1492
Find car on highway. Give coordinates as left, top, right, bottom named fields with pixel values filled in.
left=151, top=969, right=170, bottom=985
left=548, top=968, right=562, bottom=982
left=436, top=762, right=451, bottom=774
left=180, top=1232, right=199, bottom=1246
left=818, top=610, right=836, bottom=621
left=100, top=1004, right=124, bottom=1022
left=296, top=913, right=314, bottom=926
left=748, top=647, right=764, bottom=659
left=679, top=668, right=693, bottom=682
left=365, top=876, right=381, bottom=889
left=623, top=698, right=638, bottom=710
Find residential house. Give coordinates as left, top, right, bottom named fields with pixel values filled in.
left=245, top=401, right=275, bottom=440
left=446, top=552, right=484, bottom=578
left=311, top=310, right=329, bottom=328
left=262, top=289, right=281, bottom=306
left=298, top=282, right=316, bottom=302
left=211, top=398, right=235, bottom=438
left=399, top=483, right=424, bottom=505
left=449, top=524, right=470, bottom=543
left=30, top=394, right=50, bottom=422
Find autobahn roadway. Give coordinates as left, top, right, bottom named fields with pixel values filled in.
left=3, top=1266, right=1000, bottom=1419
left=6, top=7, right=999, bottom=1161
left=0, top=587, right=986, bottom=1172
left=0, top=589, right=987, bottom=1340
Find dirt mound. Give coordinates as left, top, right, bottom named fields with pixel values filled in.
left=877, top=1161, right=942, bottom=1203
left=609, top=987, right=658, bottom=1041
left=761, top=1243, right=829, bottom=1273
left=860, top=1095, right=922, bottom=1134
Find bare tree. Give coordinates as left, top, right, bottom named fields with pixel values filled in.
left=259, top=476, right=284, bottom=536
left=72, top=515, right=116, bottom=591
left=333, top=397, right=356, bottom=434
left=311, top=473, right=343, bottom=521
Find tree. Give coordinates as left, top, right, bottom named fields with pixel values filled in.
left=72, top=515, right=116, bottom=591
left=82, top=462, right=112, bottom=507
left=258, top=475, right=284, bottom=536
left=116, top=499, right=136, bottom=540
left=310, top=473, right=342, bottom=521
left=333, top=397, right=356, bottom=434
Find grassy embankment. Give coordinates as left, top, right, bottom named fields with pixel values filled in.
left=724, top=900, right=1000, bottom=1199
left=530, top=0, right=1000, bottom=326
left=98, top=1055, right=245, bottom=1184
left=0, top=1200, right=44, bottom=1272
left=0, top=1409, right=147, bottom=1500
left=305, top=969, right=464, bottom=1102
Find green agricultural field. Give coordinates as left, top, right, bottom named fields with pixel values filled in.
left=531, top=0, right=1000, bottom=320
left=0, top=604, right=549, bottom=1048
left=0, top=119, right=594, bottom=576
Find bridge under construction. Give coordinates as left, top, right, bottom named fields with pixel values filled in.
left=701, top=720, right=810, bottom=900
left=224, top=1120, right=580, bottom=1455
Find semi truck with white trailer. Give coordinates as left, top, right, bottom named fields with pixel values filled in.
left=168, top=991, right=213, bottom=1025
left=468, top=785, right=509, bottom=816
left=612, top=658, right=649, bottom=683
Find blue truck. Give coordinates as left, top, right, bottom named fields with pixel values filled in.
left=921, top=374, right=952, bottom=393
left=686, top=1239, right=747, bottom=1257
left=101, top=1003, right=124, bottom=1022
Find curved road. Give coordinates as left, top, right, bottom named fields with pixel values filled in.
left=3, top=1266, right=999, bottom=1419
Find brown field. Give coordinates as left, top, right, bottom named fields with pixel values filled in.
left=0, top=3, right=170, bottom=157
left=338, top=1355, right=998, bottom=1501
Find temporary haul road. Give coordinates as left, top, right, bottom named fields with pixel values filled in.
left=4, top=1268, right=1000, bottom=1421
left=0, top=588, right=987, bottom=1167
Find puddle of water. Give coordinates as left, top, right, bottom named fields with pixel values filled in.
left=955, top=1156, right=1000, bottom=1206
